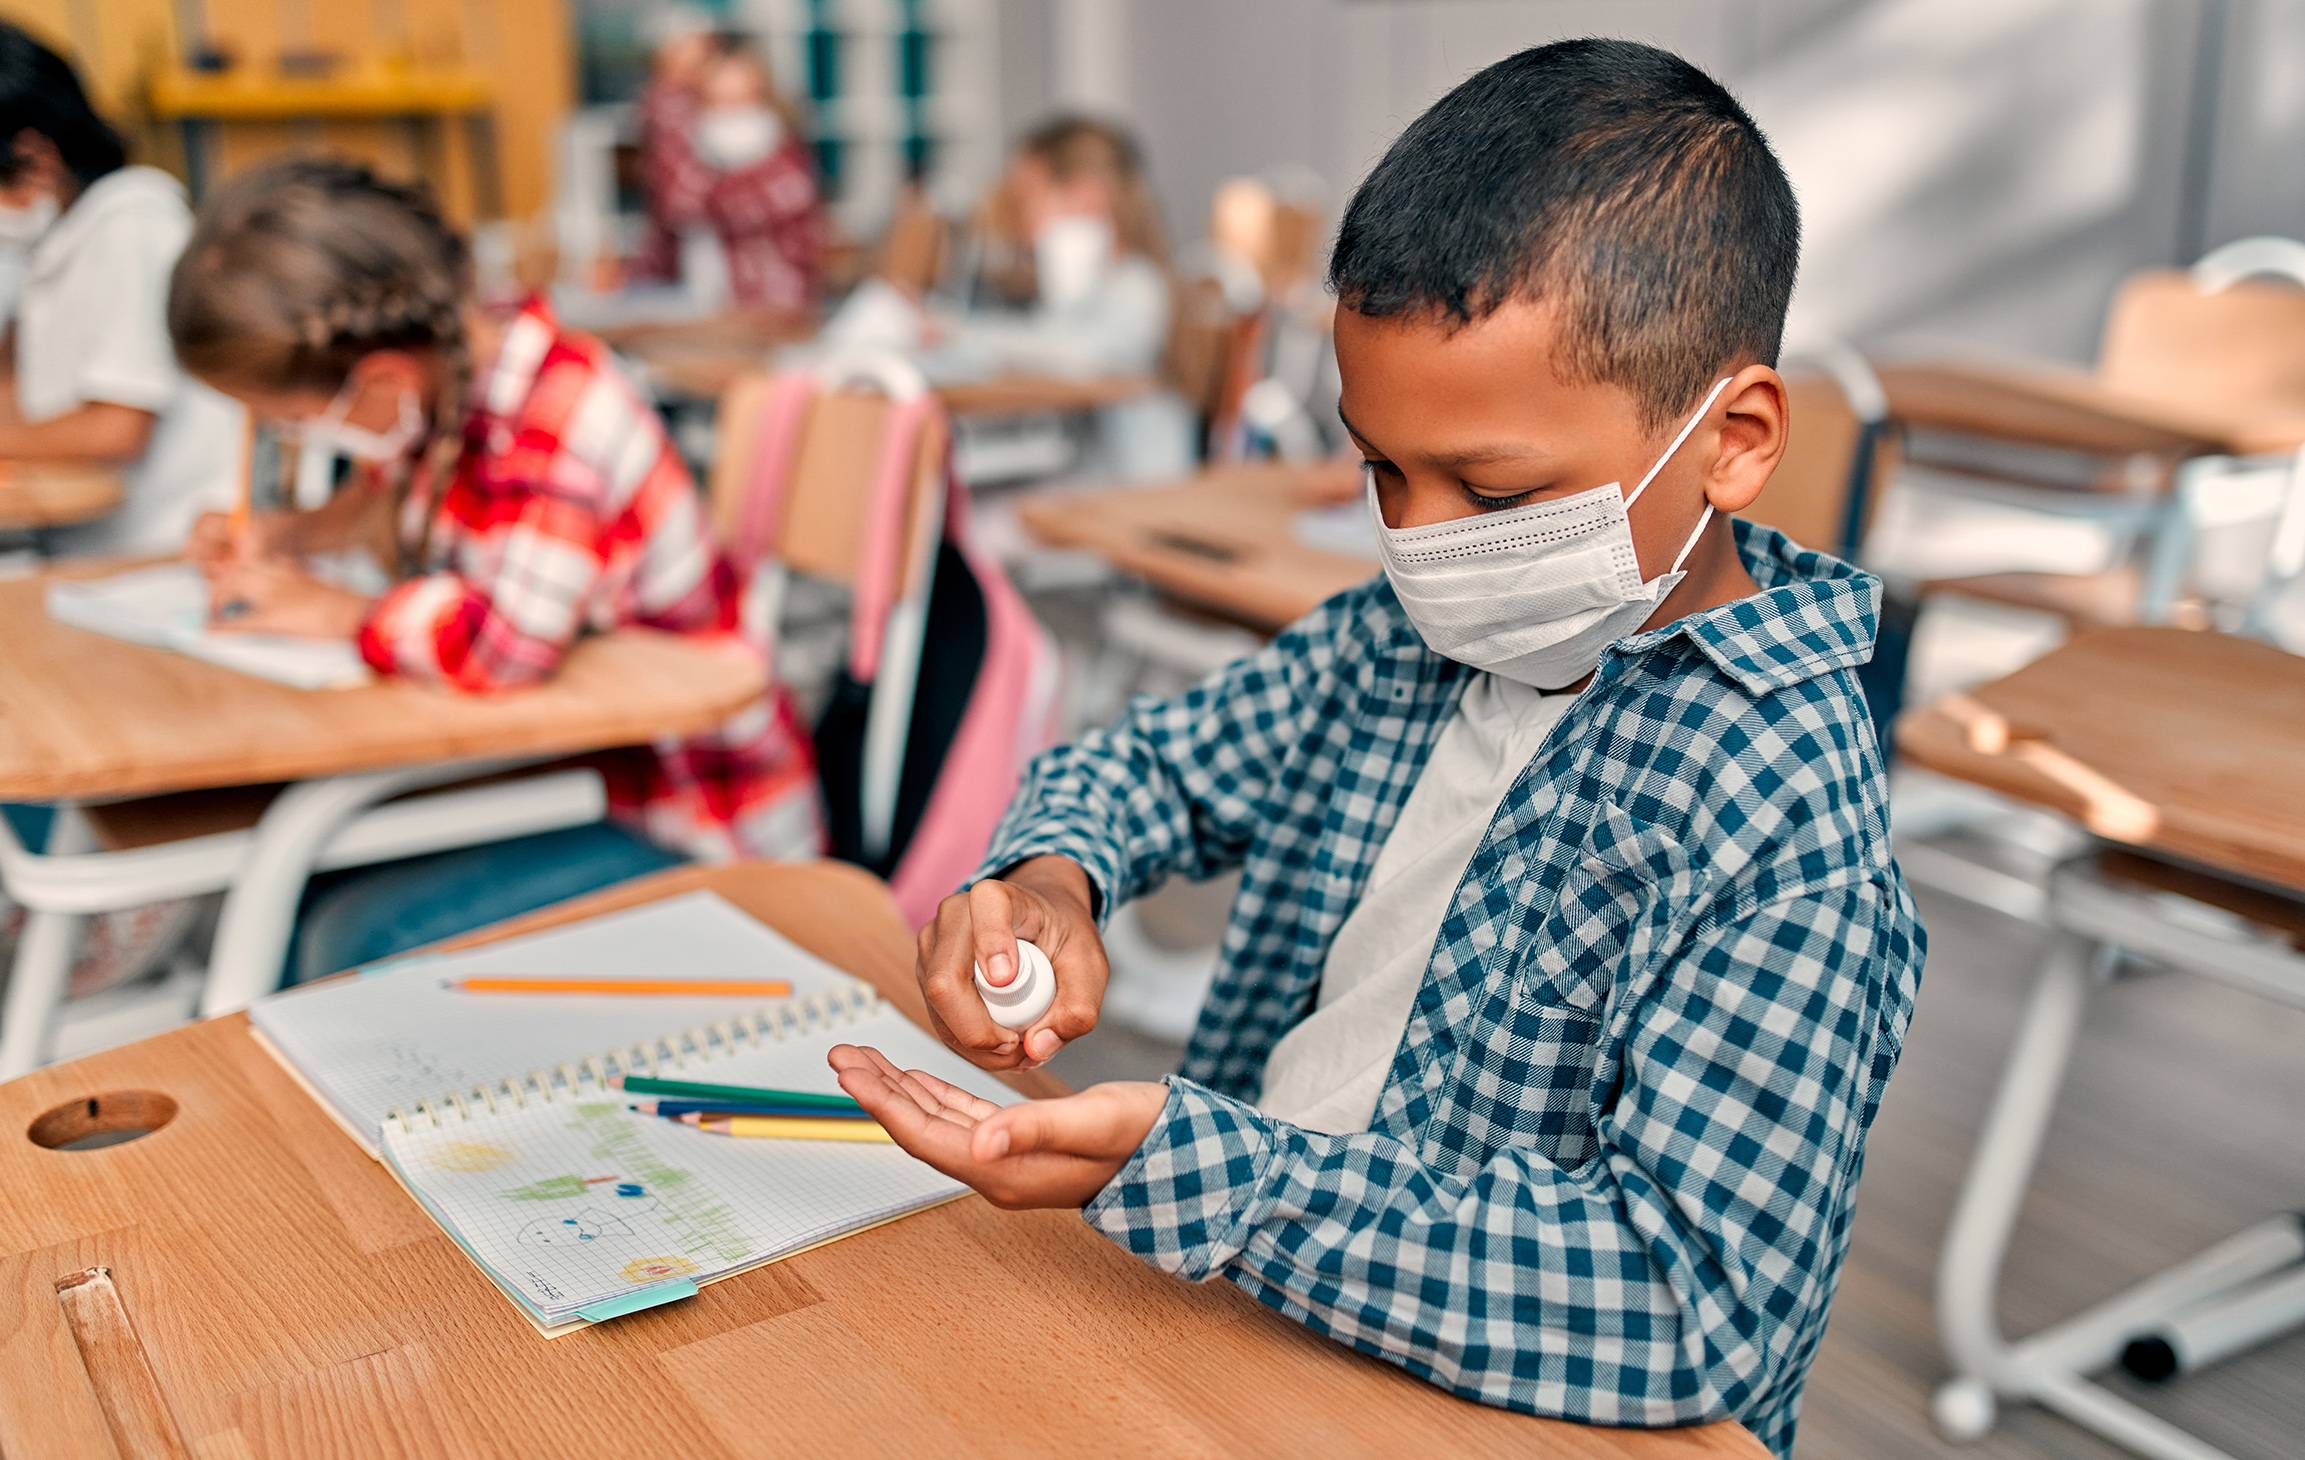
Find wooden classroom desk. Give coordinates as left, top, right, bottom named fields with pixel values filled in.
left=0, top=861, right=1764, bottom=1459
left=0, top=560, right=766, bottom=803
left=1897, top=625, right=2305, bottom=890
left=1018, top=461, right=1377, bottom=633
left=0, top=461, right=124, bottom=531
left=0, top=556, right=770, bottom=1057
left=1875, top=361, right=2305, bottom=461
left=621, top=326, right=1157, bottom=421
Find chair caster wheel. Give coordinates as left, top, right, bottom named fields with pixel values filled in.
left=1932, top=1378, right=1997, bottom=1443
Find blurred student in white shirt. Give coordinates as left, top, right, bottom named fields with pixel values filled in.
left=830, top=115, right=1196, bottom=481
left=0, top=23, right=244, bottom=555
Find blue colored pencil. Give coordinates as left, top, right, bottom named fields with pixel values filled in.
left=627, top=1097, right=876, bottom=1121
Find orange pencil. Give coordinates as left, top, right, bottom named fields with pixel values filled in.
left=448, top=977, right=793, bottom=997
left=230, top=415, right=257, bottom=554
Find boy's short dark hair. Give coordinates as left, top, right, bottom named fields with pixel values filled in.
left=0, top=22, right=125, bottom=191
left=1329, top=38, right=1799, bottom=429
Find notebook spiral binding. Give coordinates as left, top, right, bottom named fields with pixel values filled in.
left=380, top=981, right=879, bottom=1134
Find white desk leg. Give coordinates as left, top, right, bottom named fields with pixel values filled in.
left=0, top=805, right=95, bottom=1079
left=1932, top=928, right=2109, bottom=1436
left=201, top=765, right=475, bottom=1016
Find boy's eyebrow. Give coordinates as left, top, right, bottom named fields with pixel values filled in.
left=1337, top=401, right=1555, bottom=469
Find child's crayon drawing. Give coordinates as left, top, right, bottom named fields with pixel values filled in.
left=430, top=1140, right=514, bottom=1173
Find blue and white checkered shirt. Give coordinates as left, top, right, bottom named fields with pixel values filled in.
left=978, top=521, right=1923, bottom=1457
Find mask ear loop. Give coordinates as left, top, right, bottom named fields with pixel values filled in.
left=1624, top=375, right=1735, bottom=575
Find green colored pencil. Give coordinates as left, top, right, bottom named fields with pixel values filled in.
left=613, top=1074, right=866, bottom=1112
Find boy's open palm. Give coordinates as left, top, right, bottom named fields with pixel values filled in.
left=828, top=1043, right=1163, bottom=1209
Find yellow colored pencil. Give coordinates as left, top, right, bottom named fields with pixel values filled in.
left=451, top=977, right=792, bottom=997
left=680, top=1113, right=894, bottom=1144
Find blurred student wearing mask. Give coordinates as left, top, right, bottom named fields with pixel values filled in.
left=831, top=115, right=1196, bottom=481
left=636, top=20, right=824, bottom=314
left=0, top=22, right=245, bottom=555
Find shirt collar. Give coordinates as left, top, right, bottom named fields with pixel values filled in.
left=474, top=296, right=561, bottom=425
left=1613, top=519, right=1882, bottom=694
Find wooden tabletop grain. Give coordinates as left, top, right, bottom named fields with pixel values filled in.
left=0, top=560, right=768, bottom=801
left=1018, top=462, right=1377, bottom=633
left=0, top=461, right=125, bottom=530
left=0, top=862, right=1765, bottom=1459
left=1898, top=626, right=2305, bottom=892
left=1875, top=361, right=2305, bottom=459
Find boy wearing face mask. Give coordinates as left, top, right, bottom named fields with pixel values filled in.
left=0, top=23, right=246, bottom=555
left=635, top=26, right=823, bottom=314
left=827, top=41, right=1923, bottom=1459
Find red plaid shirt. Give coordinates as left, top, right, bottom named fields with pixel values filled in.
left=357, top=300, right=820, bottom=860
left=635, top=81, right=824, bottom=311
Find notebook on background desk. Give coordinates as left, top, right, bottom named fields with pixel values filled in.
left=46, top=554, right=385, bottom=689
left=249, top=891, right=1017, bottom=1334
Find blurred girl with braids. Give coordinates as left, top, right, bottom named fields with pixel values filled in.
left=167, top=158, right=819, bottom=979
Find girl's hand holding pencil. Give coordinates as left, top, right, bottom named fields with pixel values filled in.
left=203, top=556, right=372, bottom=637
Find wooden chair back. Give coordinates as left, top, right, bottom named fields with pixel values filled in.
left=1741, top=369, right=1898, bottom=557
left=707, top=372, right=947, bottom=588
left=877, top=189, right=952, bottom=299
left=1210, top=178, right=1322, bottom=297
left=1161, top=273, right=1247, bottom=418
left=2097, top=270, right=2305, bottom=427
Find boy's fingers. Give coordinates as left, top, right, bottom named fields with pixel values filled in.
left=901, top=1067, right=1002, bottom=1121
left=970, top=1097, right=1095, bottom=1161
left=965, top=879, right=1026, bottom=988
left=1027, top=938, right=1109, bottom=1062
left=917, top=892, right=1018, bottom=1062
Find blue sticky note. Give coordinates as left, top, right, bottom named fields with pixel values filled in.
left=575, top=1279, right=698, bottom=1324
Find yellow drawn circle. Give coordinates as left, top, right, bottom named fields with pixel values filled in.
left=430, top=1140, right=515, bottom=1173
left=622, top=1255, right=699, bottom=1283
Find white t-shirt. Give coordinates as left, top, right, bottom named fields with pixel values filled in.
left=1257, top=674, right=1575, bottom=1135
left=16, top=166, right=247, bottom=555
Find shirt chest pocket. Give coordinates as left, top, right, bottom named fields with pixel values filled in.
left=1514, top=801, right=1714, bottom=1015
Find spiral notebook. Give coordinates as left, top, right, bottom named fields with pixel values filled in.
left=248, top=892, right=1018, bottom=1334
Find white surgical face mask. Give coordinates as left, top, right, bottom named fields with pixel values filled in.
left=300, top=376, right=426, bottom=464
left=0, top=193, right=59, bottom=249
left=1371, top=375, right=1733, bottom=691
left=695, top=106, right=784, bottom=170
left=1032, top=214, right=1114, bottom=310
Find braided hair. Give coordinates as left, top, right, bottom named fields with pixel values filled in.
left=167, top=157, right=473, bottom=574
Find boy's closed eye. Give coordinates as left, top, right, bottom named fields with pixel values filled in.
left=1356, top=454, right=1555, bottom=514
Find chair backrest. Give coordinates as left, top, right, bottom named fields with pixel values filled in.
left=1161, top=272, right=1247, bottom=417
left=2097, top=270, right=2305, bottom=427
left=1210, top=177, right=1322, bottom=298
left=1742, top=366, right=1898, bottom=558
left=877, top=188, right=952, bottom=299
left=706, top=368, right=947, bottom=592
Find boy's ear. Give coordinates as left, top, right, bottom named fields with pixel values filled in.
left=1703, top=365, right=1788, bottom=514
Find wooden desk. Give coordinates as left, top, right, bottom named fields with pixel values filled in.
left=1877, top=361, right=2305, bottom=461
left=0, top=562, right=766, bottom=802
left=0, top=462, right=124, bottom=531
left=1897, top=626, right=2305, bottom=889
left=1019, top=462, right=1376, bottom=632
left=623, top=328, right=1157, bottom=421
left=0, top=862, right=1764, bottom=1459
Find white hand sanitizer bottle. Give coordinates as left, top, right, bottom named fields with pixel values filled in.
left=974, top=940, right=1055, bottom=1030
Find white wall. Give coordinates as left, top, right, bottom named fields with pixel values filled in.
left=1037, top=0, right=2305, bottom=365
